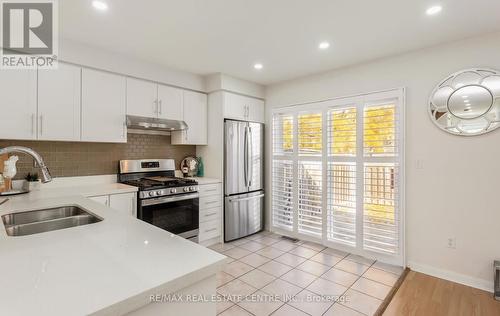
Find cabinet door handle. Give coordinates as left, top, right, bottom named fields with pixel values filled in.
left=31, top=114, right=35, bottom=135
left=39, top=114, right=43, bottom=135
left=204, top=188, right=217, bottom=192
left=204, top=212, right=217, bottom=217
left=122, top=121, right=127, bottom=138
left=153, top=100, right=158, bottom=114
left=204, top=228, right=217, bottom=233
left=159, top=100, right=162, bottom=115
left=205, top=200, right=218, bottom=205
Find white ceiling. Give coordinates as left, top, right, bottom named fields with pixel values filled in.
left=60, top=0, right=500, bottom=85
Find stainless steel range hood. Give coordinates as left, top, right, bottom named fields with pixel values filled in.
left=126, top=115, right=188, bottom=133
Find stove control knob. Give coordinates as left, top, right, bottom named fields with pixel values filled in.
left=183, top=187, right=189, bottom=192
left=170, top=188, right=176, bottom=194
left=156, top=190, right=162, bottom=196
left=189, top=186, right=195, bottom=192
left=148, top=191, right=154, bottom=197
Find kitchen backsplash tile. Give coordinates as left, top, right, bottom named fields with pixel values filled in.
left=0, top=134, right=195, bottom=179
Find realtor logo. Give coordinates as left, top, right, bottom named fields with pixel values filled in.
left=1, top=0, right=58, bottom=69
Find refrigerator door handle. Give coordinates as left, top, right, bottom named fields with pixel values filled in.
left=248, top=126, right=254, bottom=187
left=228, top=193, right=265, bottom=203
left=244, top=125, right=250, bottom=188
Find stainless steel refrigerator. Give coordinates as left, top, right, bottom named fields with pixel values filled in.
left=224, top=119, right=264, bottom=242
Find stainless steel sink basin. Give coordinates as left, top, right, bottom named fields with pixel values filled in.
left=2, top=206, right=102, bottom=236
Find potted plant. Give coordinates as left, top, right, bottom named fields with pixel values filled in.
left=24, top=172, right=41, bottom=191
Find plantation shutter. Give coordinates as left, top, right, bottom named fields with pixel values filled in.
left=272, top=160, right=294, bottom=230
left=327, top=107, right=357, bottom=246
left=298, top=113, right=322, bottom=156
left=298, top=161, right=322, bottom=236
left=297, top=112, right=323, bottom=237
left=271, top=89, right=404, bottom=263
left=327, top=162, right=356, bottom=245
left=272, top=113, right=294, bottom=230
left=363, top=102, right=400, bottom=254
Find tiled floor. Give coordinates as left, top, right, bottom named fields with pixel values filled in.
left=208, top=231, right=404, bottom=316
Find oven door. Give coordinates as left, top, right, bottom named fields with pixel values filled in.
left=138, top=193, right=199, bottom=239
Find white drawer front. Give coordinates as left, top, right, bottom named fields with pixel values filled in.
left=199, top=219, right=221, bottom=241
left=200, top=194, right=222, bottom=209
left=200, top=206, right=221, bottom=223
left=199, top=183, right=222, bottom=197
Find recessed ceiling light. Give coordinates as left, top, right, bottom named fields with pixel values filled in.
left=92, top=1, right=108, bottom=11
left=254, top=63, right=263, bottom=70
left=318, top=41, right=330, bottom=50
left=426, top=5, right=442, bottom=16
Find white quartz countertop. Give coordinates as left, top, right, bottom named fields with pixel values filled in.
left=0, top=195, right=226, bottom=316
left=8, top=183, right=138, bottom=202
left=187, top=177, right=221, bottom=185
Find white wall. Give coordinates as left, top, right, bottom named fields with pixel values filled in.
left=265, top=31, right=500, bottom=291
left=60, top=39, right=206, bottom=92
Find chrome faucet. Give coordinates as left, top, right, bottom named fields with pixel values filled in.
left=0, top=146, right=52, bottom=183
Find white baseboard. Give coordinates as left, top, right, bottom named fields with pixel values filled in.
left=408, top=261, right=493, bottom=292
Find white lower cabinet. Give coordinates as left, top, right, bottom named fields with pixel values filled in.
left=199, top=219, right=221, bottom=242
left=198, top=183, right=222, bottom=245
left=109, top=193, right=137, bottom=217
left=89, top=195, right=109, bottom=206
left=89, top=192, right=137, bottom=217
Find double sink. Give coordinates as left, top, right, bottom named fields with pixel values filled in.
left=2, top=206, right=102, bottom=236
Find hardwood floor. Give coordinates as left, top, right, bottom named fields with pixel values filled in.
left=383, top=271, right=500, bottom=316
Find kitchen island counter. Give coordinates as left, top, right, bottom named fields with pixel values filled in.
left=0, top=195, right=226, bottom=316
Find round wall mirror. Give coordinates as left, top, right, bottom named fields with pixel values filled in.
left=428, top=68, right=500, bottom=136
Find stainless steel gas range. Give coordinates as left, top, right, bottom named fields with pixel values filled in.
left=119, top=159, right=199, bottom=242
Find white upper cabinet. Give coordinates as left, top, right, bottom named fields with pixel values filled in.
left=223, top=92, right=264, bottom=123
left=172, top=91, right=208, bottom=145
left=223, top=92, right=247, bottom=121
left=126, top=77, right=158, bottom=118
left=81, top=68, right=127, bottom=143
left=38, top=63, right=81, bottom=141
left=0, top=69, right=37, bottom=140
left=157, top=84, right=183, bottom=120
left=248, top=98, right=265, bottom=123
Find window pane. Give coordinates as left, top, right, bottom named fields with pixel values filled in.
left=363, top=163, right=399, bottom=254
left=298, top=161, right=322, bottom=237
left=327, top=163, right=356, bottom=246
left=273, top=113, right=294, bottom=155
left=298, top=113, right=322, bottom=156
left=329, top=107, right=356, bottom=156
left=364, top=104, right=396, bottom=157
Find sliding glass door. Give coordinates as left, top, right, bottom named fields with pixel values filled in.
left=272, top=89, right=404, bottom=265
